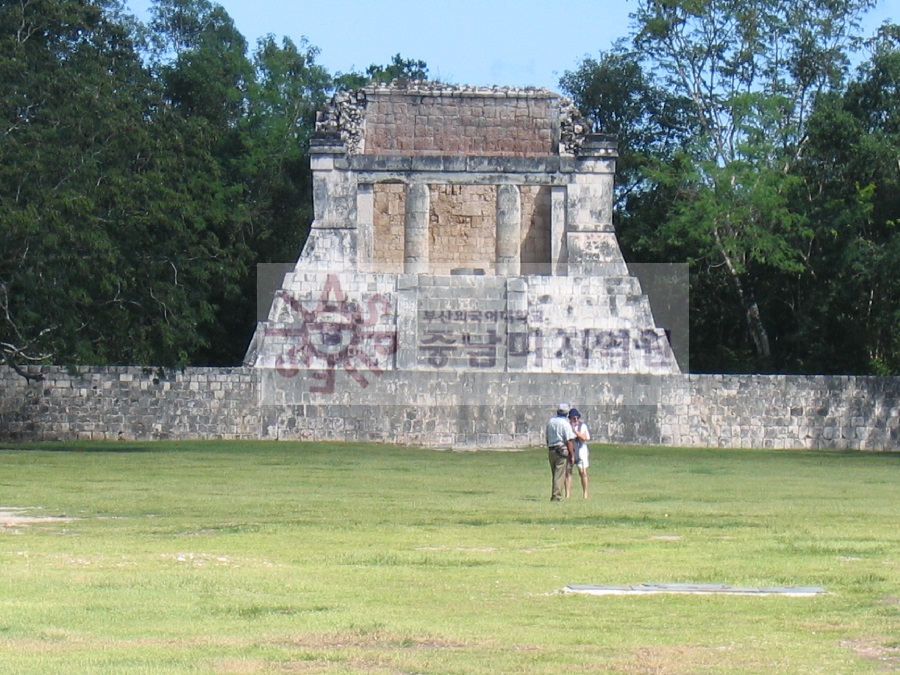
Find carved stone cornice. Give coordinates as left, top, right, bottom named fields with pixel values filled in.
left=314, top=89, right=368, bottom=155
left=559, top=97, right=591, bottom=156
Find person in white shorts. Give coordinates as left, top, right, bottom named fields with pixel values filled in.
left=565, top=407, right=591, bottom=499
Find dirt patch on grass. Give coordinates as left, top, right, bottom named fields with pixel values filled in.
left=259, top=631, right=488, bottom=675
left=609, top=644, right=766, bottom=674
left=279, top=630, right=473, bottom=651
left=205, top=630, right=491, bottom=673
left=0, top=508, right=76, bottom=528
left=415, top=546, right=498, bottom=552
left=840, top=637, right=900, bottom=670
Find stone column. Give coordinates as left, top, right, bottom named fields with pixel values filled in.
left=307, top=132, right=357, bottom=269
left=309, top=133, right=355, bottom=226
left=495, top=184, right=521, bottom=276
left=404, top=183, right=430, bottom=274
left=565, top=134, right=627, bottom=276
left=356, top=183, right=374, bottom=272
left=550, top=186, right=567, bottom=276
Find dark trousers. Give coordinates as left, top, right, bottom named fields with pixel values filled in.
left=548, top=449, right=568, bottom=501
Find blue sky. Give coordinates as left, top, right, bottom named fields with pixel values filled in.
left=125, top=0, right=896, bottom=92
left=125, top=0, right=634, bottom=90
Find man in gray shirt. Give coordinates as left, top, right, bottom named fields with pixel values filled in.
left=546, top=403, right=576, bottom=501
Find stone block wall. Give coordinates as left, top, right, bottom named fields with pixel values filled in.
left=658, top=375, right=900, bottom=450
left=362, top=88, right=559, bottom=156
left=372, top=183, right=405, bottom=272
left=244, top=270, right=399, bottom=385
left=520, top=185, right=552, bottom=274
left=428, top=184, right=497, bottom=274
left=246, top=271, right=678, bottom=378
left=2, top=366, right=897, bottom=450
left=0, top=367, right=259, bottom=441
left=415, top=277, right=508, bottom=370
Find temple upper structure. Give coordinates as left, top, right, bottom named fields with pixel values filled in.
left=245, top=83, right=679, bottom=396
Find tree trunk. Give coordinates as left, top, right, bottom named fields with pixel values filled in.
left=743, top=292, right=771, bottom=358
left=714, top=229, right=771, bottom=358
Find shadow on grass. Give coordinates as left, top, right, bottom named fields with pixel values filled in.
left=0, top=443, right=162, bottom=453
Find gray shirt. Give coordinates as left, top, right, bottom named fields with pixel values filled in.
left=546, top=415, right=575, bottom=447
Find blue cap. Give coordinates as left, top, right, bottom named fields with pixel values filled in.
left=568, top=408, right=581, bottom=418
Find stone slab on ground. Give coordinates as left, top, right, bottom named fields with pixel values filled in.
left=564, top=583, right=827, bottom=596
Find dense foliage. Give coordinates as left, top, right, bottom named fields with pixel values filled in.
left=562, top=0, right=900, bottom=374
left=2, top=0, right=897, bottom=374
left=0, top=0, right=409, bottom=373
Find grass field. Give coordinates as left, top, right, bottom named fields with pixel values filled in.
left=0, top=441, right=898, bottom=674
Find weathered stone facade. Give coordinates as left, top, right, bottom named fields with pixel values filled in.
left=360, top=87, right=558, bottom=156
left=365, top=177, right=555, bottom=276
left=245, top=83, right=680, bottom=390
left=1, top=366, right=897, bottom=450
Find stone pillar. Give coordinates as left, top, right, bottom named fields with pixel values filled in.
left=495, top=184, right=521, bottom=276
left=550, top=186, right=567, bottom=276
left=307, top=133, right=358, bottom=269
left=567, top=134, right=617, bottom=232
left=356, top=183, right=374, bottom=271
left=565, top=134, right=627, bottom=276
left=309, top=133, right=356, bottom=226
left=404, top=183, right=430, bottom=274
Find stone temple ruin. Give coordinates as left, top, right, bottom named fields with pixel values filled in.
left=245, top=83, right=679, bottom=408
left=4, top=85, right=897, bottom=449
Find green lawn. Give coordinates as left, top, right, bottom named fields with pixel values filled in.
left=0, top=441, right=897, bottom=673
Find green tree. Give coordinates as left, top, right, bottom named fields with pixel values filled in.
left=788, top=24, right=900, bottom=373
left=563, top=0, right=885, bottom=372
left=207, top=35, right=333, bottom=361
left=560, top=46, right=694, bottom=201
left=629, top=0, right=875, bottom=370
left=1, top=0, right=161, bottom=370
left=635, top=0, right=874, bottom=368
left=144, top=1, right=341, bottom=365
left=243, top=35, right=331, bottom=262
left=333, top=53, right=429, bottom=90
left=147, top=0, right=253, bottom=128
left=144, top=0, right=263, bottom=365
left=0, top=0, right=255, bottom=372
left=559, top=47, right=698, bottom=270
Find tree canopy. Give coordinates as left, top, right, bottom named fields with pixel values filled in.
left=0, top=0, right=426, bottom=375
left=562, top=0, right=900, bottom=374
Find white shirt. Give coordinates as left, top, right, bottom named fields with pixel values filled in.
left=572, top=420, right=590, bottom=455
left=575, top=420, right=591, bottom=469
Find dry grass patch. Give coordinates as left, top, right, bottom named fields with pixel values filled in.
left=0, top=507, right=77, bottom=526
left=840, top=637, right=900, bottom=669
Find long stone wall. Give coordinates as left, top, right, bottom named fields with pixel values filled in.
left=0, top=367, right=260, bottom=441
left=2, top=366, right=897, bottom=450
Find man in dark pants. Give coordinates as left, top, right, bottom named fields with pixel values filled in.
left=546, top=403, right=575, bottom=501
